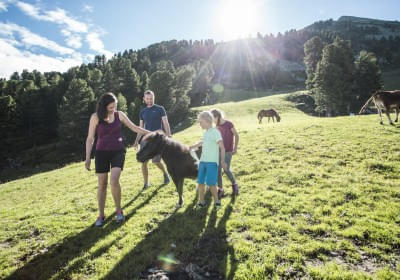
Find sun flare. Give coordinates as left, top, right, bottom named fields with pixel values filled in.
left=218, top=0, right=261, bottom=40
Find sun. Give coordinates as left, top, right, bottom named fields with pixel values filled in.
left=218, top=0, right=261, bottom=40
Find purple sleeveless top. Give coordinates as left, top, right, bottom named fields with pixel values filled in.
left=96, top=112, right=124, bottom=151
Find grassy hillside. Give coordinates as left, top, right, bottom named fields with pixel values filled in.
left=1, top=91, right=400, bottom=279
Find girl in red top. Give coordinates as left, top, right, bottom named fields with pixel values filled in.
left=211, top=109, right=239, bottom=197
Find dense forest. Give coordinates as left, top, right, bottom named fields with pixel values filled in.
left=1, top=16, right=400, bottom=179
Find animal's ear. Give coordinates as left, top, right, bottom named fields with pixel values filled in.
left=157, top=132, right=166, bottom=140
left=155, top=130, right=165, bottom=138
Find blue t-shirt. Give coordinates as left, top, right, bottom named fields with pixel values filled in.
left=139, top=104, right=167, bottom=131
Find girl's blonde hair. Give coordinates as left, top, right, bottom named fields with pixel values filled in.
left=198, top=111, right=214, bottom=124
left=210, top=108, right=224, bottom=126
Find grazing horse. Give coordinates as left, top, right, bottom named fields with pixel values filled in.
left=258, top=109, right=281, bottom=124
left=136, top=131, right=201, bottom=207
left=359, top=90, right=400, bottom=125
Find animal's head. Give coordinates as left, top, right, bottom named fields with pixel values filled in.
left=276, top=114, right=281, bottom=122
left=136, top=131, right=166, bottom=163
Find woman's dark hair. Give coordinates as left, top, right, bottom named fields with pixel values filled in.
left=210, top=108, right=224, bottom=126
left=96, top=92, right=117, bottom=123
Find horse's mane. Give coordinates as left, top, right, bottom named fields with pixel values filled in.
left=271, top=109, right=280, bottom=116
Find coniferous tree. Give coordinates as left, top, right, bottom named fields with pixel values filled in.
left=169, top=65, right=195, bottom=124
left=304, top=36, right=324, bottom=90
left=352, top=50, right=382, bottom=112
left=149, top=70, right=175, bottom=111
left=313, top=37, right=354, bottom=115
left=58, top=78, right=94, bottom=146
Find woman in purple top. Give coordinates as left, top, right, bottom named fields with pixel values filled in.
left=85, top=92, right=149, bottom=227
left=211, top=109, right=240, bottom=197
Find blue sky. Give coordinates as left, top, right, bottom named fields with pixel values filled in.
left=0, top=0, right=399, bottom=78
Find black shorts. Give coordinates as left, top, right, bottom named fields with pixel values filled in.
left=95, top=150, right=126, bottom=173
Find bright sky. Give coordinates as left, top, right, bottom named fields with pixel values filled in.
left=0, top=0, right=399, bottom=78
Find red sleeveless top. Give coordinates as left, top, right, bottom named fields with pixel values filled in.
left=96, top=112, right=124, bottom=151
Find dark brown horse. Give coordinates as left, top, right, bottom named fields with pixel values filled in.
left=258, top=109, right=281, bottom=124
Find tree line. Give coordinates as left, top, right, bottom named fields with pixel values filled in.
left=1, top=21, right=398, bottom=171
left=304, top=36, right=382, bottom=116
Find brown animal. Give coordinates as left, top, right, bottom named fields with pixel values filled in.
left=258, top=109, right=281, bottom=124
left=136, top=131, right=201, bottom=207
left=359, top=90, right=400, bottom=125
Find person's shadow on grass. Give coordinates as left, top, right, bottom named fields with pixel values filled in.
left=188, top=195, right=238, bottom=279
left=5, top=184, right=164, bottom=280
left=101, top=195, right=238, bottom=279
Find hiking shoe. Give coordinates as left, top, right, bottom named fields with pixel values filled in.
left=95, top=216, right=105, bottom=227
left=197, top=202, right=206, bottom=209
left=218, top=188, right=225, bottom=199
left=232, top=183, right=239, bottom=195
left=214, top=201, right=222, bottom=210
left=163, top=174, right=170, bottom=185
left=116, top=210, right=124, bottom=223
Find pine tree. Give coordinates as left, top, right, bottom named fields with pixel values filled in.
left=313, top=37, right=354, bottom=115
left=189, top=60, right=214, bottom=106
left=140, top=71, right=150, bottom=93
left=123, top=68, right=141, bottom=104
left=353, top=50, right=382, bottom=112
left=149, top=70, right=175, bottom=111
left=169, top=66, right=194, bottom=124
left=0, top=95, right=17, bottom=159
left=117, top=93, right=128, bottom=113
left=88, top=68, right=103, bottom=98
left=304, top=36, right=324, bottom=90
left=103, top=63, right=119, bottom=93
left=58, top=78, right=94, bottom=146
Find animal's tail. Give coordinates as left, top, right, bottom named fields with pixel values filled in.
left=359, top=96, right=374, bottom=114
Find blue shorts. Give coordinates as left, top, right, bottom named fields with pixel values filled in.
left=197, top=162, right=218, bottom=186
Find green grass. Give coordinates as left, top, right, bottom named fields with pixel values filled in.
left=1, top=90, right=400, bottom=279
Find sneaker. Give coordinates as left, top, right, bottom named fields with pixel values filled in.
left=95, top=216, right=105, bottom=227
left=143, top=182, right=151, bottom=190
left=116, top=210, right=124, bottom=223
left=232, top=183, right=239, bottom=195
left=176, top=198, right=184, bottom=208
left=197, top=202, right=206, bottom=209
left=163, top=174, right=170, bottom=185
left=214, top=201, right=222, bottom=210
left=218, top=188, right=225, bottom=200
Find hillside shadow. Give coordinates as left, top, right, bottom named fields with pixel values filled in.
left=102, top=195, right=237, bottom=279
left=4, top=184, right=164, bottom=280
left=0, top=155, right=82, bottom=184
left=285, top=93, right=316, bottom=116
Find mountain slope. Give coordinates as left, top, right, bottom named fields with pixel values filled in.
left=1, top=91, right=399, bottom=279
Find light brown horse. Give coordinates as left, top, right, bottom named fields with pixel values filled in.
left=258, top=109, right=281, bottom=124
left=359, top=90, right=400, bottom=125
